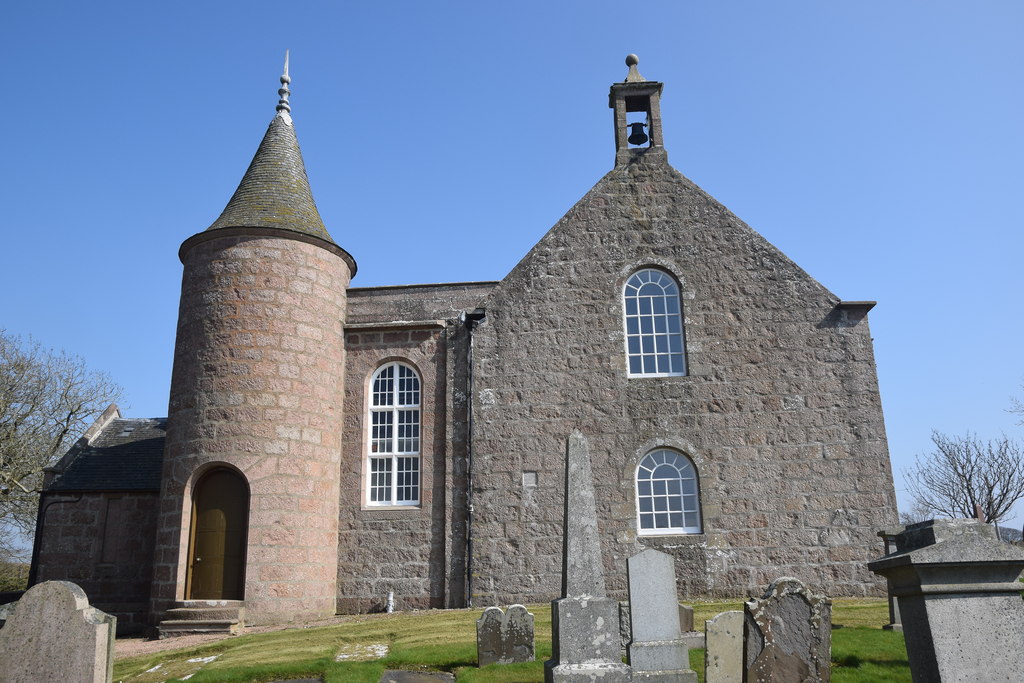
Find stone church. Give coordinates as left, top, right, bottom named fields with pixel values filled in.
left=30, top=56, right=898, bottom=634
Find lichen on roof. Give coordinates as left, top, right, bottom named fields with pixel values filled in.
left=205, top=111, right=335, bottom=243
left=205, top=56, right=335, bottom=244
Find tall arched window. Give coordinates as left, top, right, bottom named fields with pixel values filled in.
left=636, top=449, right=702, bottom=535
left=623, top=268, right=686, bottom=377
left=367, top=362, right=421, bottom=506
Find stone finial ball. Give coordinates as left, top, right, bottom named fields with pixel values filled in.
left=626, top=54, right=640, bottom=67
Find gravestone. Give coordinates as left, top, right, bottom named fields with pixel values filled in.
left=678, top=605, right=694, bottom=633
left=620, top=602, right=698, bottom=654
left=704, top=611, right=743, bottom=683
left=677, top=605, right=704, bottom=652
left=0, top=580, right=116, bottom=683
left=476, top=604, right=535, bottom=666
left=544, top=430, right=631, bottom=683
left=626, top=549, right=696, bottom=681
left=868, top=518, right=1024, bottom=682
left=744, top=577, right=831, bottom=683
left=876, top=528, right=904, bottom=631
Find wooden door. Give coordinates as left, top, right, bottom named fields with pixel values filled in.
left=186, top=469, right=248, bottom=600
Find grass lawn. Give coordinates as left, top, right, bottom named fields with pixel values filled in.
left=113, top=599, right=908, bottom=682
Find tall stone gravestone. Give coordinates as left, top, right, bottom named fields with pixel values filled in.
left=0, top=580, right=116, bottom=683
left=544, top=430, right=631, bottom=683
left=744, top=577, right=831, bottom=683
left=477, top=604, right=535, bottom=666
left=869, top=518, right=1024, bottom=682
left=626, top=549, right=696, bottom=682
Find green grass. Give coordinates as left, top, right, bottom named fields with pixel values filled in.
left=831, top=627, right=912, bottom=683
left=114, top=599, right=908, bottom=682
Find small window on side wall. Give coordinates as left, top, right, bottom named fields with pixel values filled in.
left=623, top=268, right=686, bottom=377
left=367, top=362, right=420, bottom=506
left=636, top=448, right=702, bottom=535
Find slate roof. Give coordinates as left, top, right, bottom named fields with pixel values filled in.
left=47, top=418, right=166, bottom=492
left=205, top=111, right=335, bottom=244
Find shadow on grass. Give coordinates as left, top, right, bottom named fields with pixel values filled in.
left=831, top=628, right=911, bottom=683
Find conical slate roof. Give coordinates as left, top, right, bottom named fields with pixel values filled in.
left=205, top=109, right=334, bottom=243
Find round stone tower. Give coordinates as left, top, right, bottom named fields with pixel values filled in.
left=150, top=56, right=355, bottom=628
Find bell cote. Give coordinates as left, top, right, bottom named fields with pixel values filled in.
left=609, top=54, right=666, bottom=166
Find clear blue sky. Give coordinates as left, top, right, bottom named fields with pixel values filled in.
left=4, top=2, right=1023, bottom=528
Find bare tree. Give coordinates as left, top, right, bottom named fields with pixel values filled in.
left=0, top=331, right=122, bottom=553
left=898, top=500, right=933, bottom=527
left=903, top=432, right=1024, bottom=538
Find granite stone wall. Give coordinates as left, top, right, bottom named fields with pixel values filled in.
left=33, top=492, right=157, bottom=632
left=347, top=282, right=494, bottom=325
left=336, top=316, right=474, bottom=611
left=468, top=151, right=898, bottom=604
left=152, top=233, right=349, bottom=626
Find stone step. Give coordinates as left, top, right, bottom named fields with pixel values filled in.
left=158, top=600, right=246, bottom=638
left=157, top=619, right=242, bottom=638
left=164, top=606, right=245, bottom=621
left=174, top=599, right=244, bottom=610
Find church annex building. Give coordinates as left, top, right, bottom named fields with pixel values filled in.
left=30, top=56, right=898, bottom=634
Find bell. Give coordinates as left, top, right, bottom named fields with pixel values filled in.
left=627, top=122, right=649, bottom=146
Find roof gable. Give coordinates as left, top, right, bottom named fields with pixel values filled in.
left=484, top=152, right=839, bottom=310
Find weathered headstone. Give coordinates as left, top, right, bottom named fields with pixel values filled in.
left=544, top=430, right=631, bottom=683
left=704, top=611, right=743, bottom=683
left=678, top=604, right=694, bottom=634
left=626, top=549, right=696, bottom=681
left=621, top=602, right=699, bottom=653
left=619, top=600, right=631, bottom=654
left=0, top=580, right=116, bottom=683
left=869, top=518, right=1024, bottom=682
left=476, top=604, right=535, bottom=666
left=744, top=577, right=831, bottom=683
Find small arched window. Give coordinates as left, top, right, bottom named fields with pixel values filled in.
left=636, top=449, right=702, bottom=535
left=623, top=269, right=686, bottom=377
left=367, top=362, right=420, bottom=506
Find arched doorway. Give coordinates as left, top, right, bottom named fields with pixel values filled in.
left=186, top=468, right=248, bottom=600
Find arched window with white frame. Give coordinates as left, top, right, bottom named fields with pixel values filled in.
left=636, top=448, right=702, bottom=534
left=367, top=362, right=420, bottom=506
left=623, top=268, right=686, bottom=377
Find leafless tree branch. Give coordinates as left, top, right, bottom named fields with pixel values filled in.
left=903, top=431, right=1024, bottom=531
left=0, top=330, right=122, bottom=554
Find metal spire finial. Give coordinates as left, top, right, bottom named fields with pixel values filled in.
left=276, top=50, right=292, bottom=114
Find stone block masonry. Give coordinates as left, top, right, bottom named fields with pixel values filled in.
left=337, top=323, right=453, bottom=612
left=152, top=234, right=350, bottom=626
left=33, top=492, right=157, bottom=633
left=469, top=151, right=897, bottom=604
